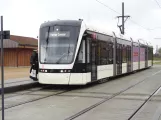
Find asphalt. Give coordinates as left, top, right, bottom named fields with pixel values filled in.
left=1, top=65, right=161, bottom=120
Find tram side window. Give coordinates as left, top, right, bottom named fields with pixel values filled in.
left=97, top=41, right=113, bottom=65
left=126, top=45, right=131, bottom=62
left=108, top=43, right=113, bottom=64
left=145, top=47, right=147, bottom=60
left=97, top=42, right=100, bottom=65
left=122, top=45, right=127, bottom=63
left=148, top=47, right=153, bottom=60
left=107, top=36, right=113, bottom=64
left=149, top=48, right=153, bottom=60
left=116, top=44, right=121, bottom=64
left=77, top=40, right=85, bottom=63
left=97, top=35, right=114, bottom=65
left=148, top=47, right=150, bottom=60
left=87, top=39, right=90, bottom=63
left=99, top=41, right=108, bottom=65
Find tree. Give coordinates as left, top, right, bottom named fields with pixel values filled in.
left=159, top=47, right=161, bottom=54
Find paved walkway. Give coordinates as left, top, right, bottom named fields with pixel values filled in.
left=0, top=67, right=30, bottom=80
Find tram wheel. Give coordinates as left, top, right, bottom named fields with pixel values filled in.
left=98, top=78, right=109, bottom=84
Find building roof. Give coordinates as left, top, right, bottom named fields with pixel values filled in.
left=10, top=35, right=38, bottom=46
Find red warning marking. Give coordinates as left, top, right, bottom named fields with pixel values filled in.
left=92, top=33, right=97, bottom=39
left=133, top=52, right=138, bottom=56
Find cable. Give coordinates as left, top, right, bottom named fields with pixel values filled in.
left=148, top=27, right=161, bottom=30
left=95, top=0, right=121, bottom=15
left=95, top=0, right=150, bottom=31
left=129, top=19, right=150, bottom=30
left=154, top=0, right=161, bottom=8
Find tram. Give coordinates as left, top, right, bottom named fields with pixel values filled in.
left=34, top=20, right=153, bottom=85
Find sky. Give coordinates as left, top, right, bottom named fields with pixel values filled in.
left=0, top=0, right=161, bottom=52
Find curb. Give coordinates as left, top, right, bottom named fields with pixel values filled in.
left=0, top=81, right=40, bottom=94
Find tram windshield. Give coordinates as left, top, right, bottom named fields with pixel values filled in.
left=40, top=25, right=80, bottom=64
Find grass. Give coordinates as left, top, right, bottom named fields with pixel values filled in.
left=153, top=57, right=161, bottom=61
left=153, top=61, right=161, bottom=65
left=153, top=57, right=161, bottom=65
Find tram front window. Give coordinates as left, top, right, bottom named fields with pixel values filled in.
left=40, top=25, right=80, bottom=64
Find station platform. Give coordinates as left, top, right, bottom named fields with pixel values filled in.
left=0, top=77, right=38, bottom=94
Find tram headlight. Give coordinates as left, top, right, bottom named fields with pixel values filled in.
left=60, top=70, right=71, bottom=73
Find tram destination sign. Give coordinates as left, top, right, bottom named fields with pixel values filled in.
left=49, top=31, right=70, bottom=38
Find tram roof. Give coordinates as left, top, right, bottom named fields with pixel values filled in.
left=85, top=24, right=152, bottom=47
left=40, top=20, right=82, bottom=28
left=40, top=20, right=153, bottom=48
left=85, top=24, right=131, bottom=41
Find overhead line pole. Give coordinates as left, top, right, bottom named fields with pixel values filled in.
left=117, top=2, right=130, bottom=35
left=96, top=0, right=153, bottom=32
left=122, top=2, right=124, bottom=35
left=1, top=15, right=4, bottom=120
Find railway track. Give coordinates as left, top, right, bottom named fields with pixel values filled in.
left=0, top=85, right=73, bottom=110
left=1, top=68, right=161, bottom=120
left=65, top=69, right=161, bottom=120
left=128, top=85, right=161, bottom=120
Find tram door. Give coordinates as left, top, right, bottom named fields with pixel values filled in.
left=116, top=44, right=122, bottom=75
left=91, top=40, right=97, bottom=81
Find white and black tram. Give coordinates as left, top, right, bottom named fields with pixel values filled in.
left=35, top=20, right=153, bottom=85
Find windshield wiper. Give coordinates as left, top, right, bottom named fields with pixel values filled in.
left=46, top=27, right=50, bottom=46
left=43, top=27, right=50, bottom=62
left=55, top=51, right=72, bottom=64
left=56, top=38, right=72, bottom=64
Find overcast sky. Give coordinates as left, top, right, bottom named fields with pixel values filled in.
left=0, top=0, right=161, bottom=51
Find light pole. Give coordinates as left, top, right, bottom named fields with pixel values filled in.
left=0, top=16, right=10, bottom=120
